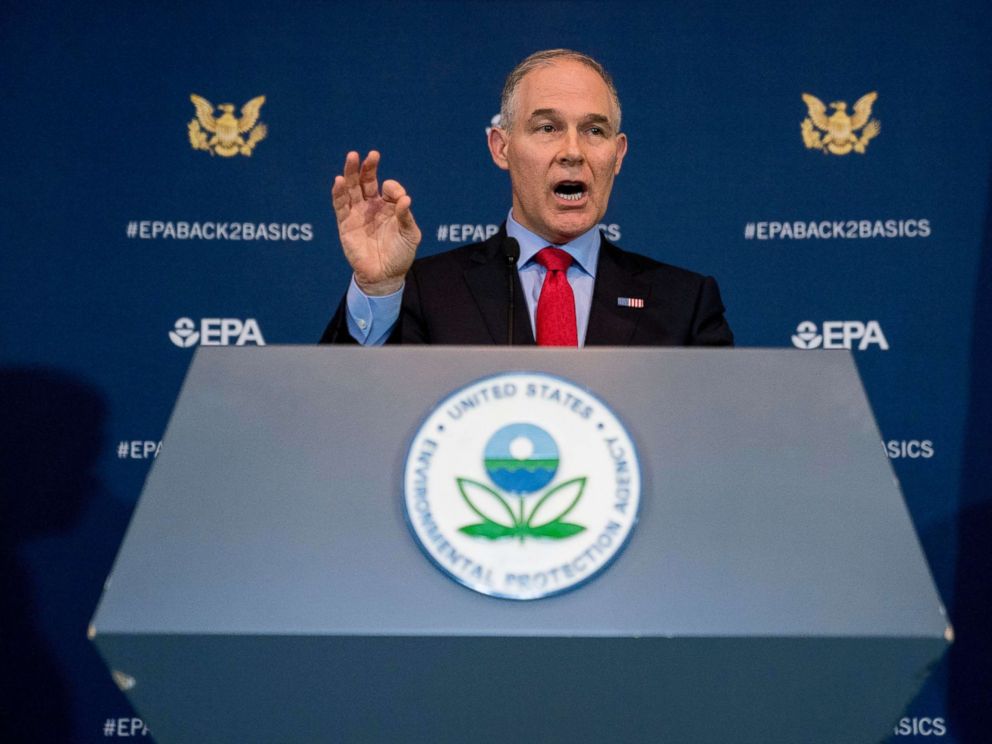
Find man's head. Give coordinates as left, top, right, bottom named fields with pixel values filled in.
left=488, top=50, right=627, bottom=245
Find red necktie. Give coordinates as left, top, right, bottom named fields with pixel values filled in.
left=535, top=247, right=578, bottom=346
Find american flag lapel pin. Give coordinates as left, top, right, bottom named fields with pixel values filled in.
left=617, top=297, right=645, bottom=309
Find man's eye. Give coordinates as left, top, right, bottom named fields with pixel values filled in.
left=537, top=124, right=556, bottom=133
left=588, top=127, right=604, bottom=136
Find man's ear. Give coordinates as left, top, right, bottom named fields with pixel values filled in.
left=614, top=132, right=628, bottom=175
left=488, top=127, right=510, bottom=171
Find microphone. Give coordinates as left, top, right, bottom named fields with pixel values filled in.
left=503, top=237, right=520, bottom=346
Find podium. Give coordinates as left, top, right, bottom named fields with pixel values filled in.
left=90, top=347, right=949, bottom=743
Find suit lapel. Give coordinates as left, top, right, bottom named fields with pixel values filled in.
left=463, top=229, right=535, bottom=345
left=585, top=238, right=650, bottom=346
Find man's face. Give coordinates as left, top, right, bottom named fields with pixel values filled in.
left=488, top=59, right=627, bottom=244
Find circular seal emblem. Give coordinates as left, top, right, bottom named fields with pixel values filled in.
left=404, top=372, right=641, bottom=600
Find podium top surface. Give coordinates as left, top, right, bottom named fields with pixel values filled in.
left=92, top=347, right=949, bottom=640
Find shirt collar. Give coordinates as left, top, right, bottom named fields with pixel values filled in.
left=506, top=210, right=600, bottom=277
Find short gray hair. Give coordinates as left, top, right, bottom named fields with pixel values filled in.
left=498, top=49, right=622, bottom=132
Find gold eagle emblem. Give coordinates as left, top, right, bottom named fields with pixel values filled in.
left=188, top=94, right=267, bottom=157
left=801, top=92, right=880, bottom=155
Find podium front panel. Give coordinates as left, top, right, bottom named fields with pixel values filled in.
left=91, top=347, right=949, bottom=743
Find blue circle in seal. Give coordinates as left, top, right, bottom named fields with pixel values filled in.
left=483, top=423, right=559, bottom=494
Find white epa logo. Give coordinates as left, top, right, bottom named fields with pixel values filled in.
left=791, top=320, right=889, bottom=351
left=791, top=321, right=821, bottom=349
left=169, top=317, right=265, bottom=347
left=169, top=317, right=199, bottom=347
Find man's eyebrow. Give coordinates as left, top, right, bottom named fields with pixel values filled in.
left=527, top=108, right=562, bottom=120
left=526, top=110, right=614, bottom=128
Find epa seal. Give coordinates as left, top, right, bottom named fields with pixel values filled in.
left=403, top=372, right=641, bottom=600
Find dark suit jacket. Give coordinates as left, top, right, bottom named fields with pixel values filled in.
left=320, top=228, right=733, bottom=346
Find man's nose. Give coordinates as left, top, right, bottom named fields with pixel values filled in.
left=556, top=128, right=584, bottom=165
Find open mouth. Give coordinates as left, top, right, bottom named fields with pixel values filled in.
left=553, top=180, right=587, bottom=202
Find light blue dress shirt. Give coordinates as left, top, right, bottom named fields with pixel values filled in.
left=346, top=211, right=601, bottom=345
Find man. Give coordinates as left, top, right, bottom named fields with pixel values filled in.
left=320, top=49, right=733, bottom=346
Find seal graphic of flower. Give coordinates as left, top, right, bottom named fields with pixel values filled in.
left=458, top=424, right=586, bottom=541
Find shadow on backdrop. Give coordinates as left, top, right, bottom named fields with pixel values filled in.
left=0, top=368, right=133, bottom=742
left=949, top=169, right=992, bottom=742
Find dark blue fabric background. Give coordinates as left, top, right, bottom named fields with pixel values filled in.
left=2, top=1, right=989, bottom=740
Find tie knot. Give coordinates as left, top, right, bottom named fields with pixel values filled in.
left=535, top=246, right=573, bottom=273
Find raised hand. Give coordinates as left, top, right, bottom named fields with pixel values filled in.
left=331, top=150, right=421, bottom=295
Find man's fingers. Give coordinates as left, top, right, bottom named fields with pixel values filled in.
left=395, top=194, right=419, bottom=234
left=381, top=179, right=418, bottom=236
left=342, top=151, right=363, bottom=204
left=381, top=179, right=406, bottom=202
left=359, top=150, right=381, bottom=199
left=331, top=175, right=350, bottom=221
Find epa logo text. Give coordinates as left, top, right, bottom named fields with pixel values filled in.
left=791, top=320, right=889, bottom=350
left=169, top=317, right=265, bottom=347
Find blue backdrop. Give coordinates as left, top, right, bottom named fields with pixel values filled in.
left=2, top=0, right=990, bottom=741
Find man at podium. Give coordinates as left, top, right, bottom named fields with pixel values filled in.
left=320, top=49, right=733, bottom=348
